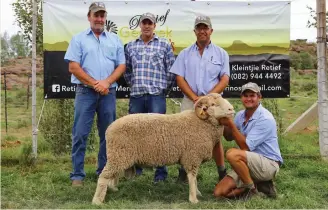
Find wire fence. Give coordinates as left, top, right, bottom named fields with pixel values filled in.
left=1, top=70, right=319, bottom=158
left=1, top=72, right=33, bottom=134
left=0, top=72, right=182, bottom=154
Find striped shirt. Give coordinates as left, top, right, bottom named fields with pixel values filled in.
left=124, top=34, right=175, bottom=96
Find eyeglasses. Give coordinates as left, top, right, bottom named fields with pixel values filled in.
left=90, top=2, right=106, bottom=8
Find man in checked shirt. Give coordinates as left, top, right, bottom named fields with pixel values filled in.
left=124, top=12, right=176, bottom=183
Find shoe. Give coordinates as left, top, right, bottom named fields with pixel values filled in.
left=72, top=180, right=83, bottom=187
left=154, top=166, right=167, bottom=184
left=136, top=166, right=143, bottom=176
left=176, top=168, right=188, bottom=184
left=154, top=175, right=166, bottom=184
left=239, top=187, right=259, bottom=201
left=256, top=180, right=277, bottom=198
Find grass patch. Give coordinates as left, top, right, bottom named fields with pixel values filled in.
left=1, top=70, right=327, bottom=208
left=1, top=156, right=328, bottom=209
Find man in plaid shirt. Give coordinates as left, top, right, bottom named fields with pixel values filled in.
left=124, top=12, right=176, bottom=183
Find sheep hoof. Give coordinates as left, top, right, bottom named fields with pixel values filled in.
left=92, top=198, right=103, bottom=205
left=189, top=198, right=199, bottom=204
left=108, top=186, right=118, bottom=192
left=196, top=190, right=202, bottom=197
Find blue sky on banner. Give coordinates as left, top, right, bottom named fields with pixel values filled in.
left=0, top=0, right=320, bottom=42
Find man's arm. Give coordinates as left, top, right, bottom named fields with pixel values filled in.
left=123, top=43, right=133, bottom=86
left=209, top=74, right=229, bottom=94
left=169, top=51, right=199, bottom=102
left=176, top=75, right=199, bottom=102
left=230, top=122, right=249, bottom=150
left=94, top=38, right=126, bottom=93
left=220, top=118, right=249, bottom=150
left=106, top=64, right=126, bottom=85
left=68, top=62, right=97, bottom=87
left=164, top=41, right=176, bottom=90
left=223, top=125, right=234, bottom=141
left=94, top=64, right=126, bottom=95
left=65, top=36, right=99, bottom=88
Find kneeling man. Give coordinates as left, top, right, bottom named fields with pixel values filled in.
left=213, top=82, right=283, bottom=199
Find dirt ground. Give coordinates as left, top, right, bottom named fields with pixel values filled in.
left=1, top=56, right=43, bottom=89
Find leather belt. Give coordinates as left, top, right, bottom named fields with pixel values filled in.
left=77, top=84, right=93, bottom=88
left=267, top=157, right=281, bottom=167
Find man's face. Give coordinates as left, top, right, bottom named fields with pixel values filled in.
left=194, top=23, right=213, bottom=44
left=241, top=90, right=261, bottom=110
left=140, top=19, right=156, bottom=37
left=88, top=11, right=106, bottom=33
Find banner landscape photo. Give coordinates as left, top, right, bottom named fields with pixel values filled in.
left=43, top=0, right=291, bottom=98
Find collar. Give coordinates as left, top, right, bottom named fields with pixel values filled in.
left=194, top=41, right=212, bottom=51
left=242, top=103, right=262, bottom=121
left=86, top=28, right=107, bottom=37
left=136, top=33, right=159, bottom=42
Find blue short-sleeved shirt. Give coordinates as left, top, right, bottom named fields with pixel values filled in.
left=169, top=42, right=230, bottom=96
left=234, top=104, right=283, bottom=164
left=64, top=28, right=125, bottom=87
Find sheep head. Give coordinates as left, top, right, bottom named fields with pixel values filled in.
left=194, top=93, right=235, bottom=125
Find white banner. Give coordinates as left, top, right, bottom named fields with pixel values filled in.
left=43, top=0, right=290, bottom=54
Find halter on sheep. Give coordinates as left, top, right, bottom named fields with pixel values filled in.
left=92, top=93, right=234, bottom=205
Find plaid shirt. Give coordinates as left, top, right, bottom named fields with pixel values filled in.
left=124, top=35, right=176, bottom=96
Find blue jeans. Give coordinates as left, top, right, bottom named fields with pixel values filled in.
left=70, top=86, right=116, bottom=181
left=129, top=92, right=168, bottom=180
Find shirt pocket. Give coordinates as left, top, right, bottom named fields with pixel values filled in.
left=129, top=49, right=141, bottom=68
left=102, top=44, right=117, bottom=61
left=150, top=50, right=165, bottom=69
left=206, top=58, right=223, bottom=78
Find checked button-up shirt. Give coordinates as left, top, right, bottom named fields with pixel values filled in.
left=124, top=34, right=176, bottom=96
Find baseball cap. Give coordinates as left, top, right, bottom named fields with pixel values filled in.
left=241, top=82, right=261, bottom=94
left=89, top=2, right=106, bottom=13
left=194, top=15, right=212, bottom=28
left=140, top=12, right=156, bottom=24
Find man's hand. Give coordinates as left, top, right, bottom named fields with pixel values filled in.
left=219, top=117, right=234, bottom=127
left=94, top=80, right=111, bottom=95
left=192, top=96, right=199, bottom=104
left=99, top=88, right=109, bottom=95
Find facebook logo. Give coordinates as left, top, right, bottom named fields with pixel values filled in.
left=52, top=84, right=60, bottom=92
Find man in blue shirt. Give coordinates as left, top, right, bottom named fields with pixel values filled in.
left=64, top=2, right=126, bottom=187
left=124, top=12, right=176, bottom=183
left=213, top=82, right=283, bottom=199
left=169, top=15, right=230, bottom=183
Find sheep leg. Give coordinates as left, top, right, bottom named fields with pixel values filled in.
left=195, top=178, right=202, bottom=197
left=92, top=166, right=110, bottom=205
left=124, top=166, right=136, bottom=179
left=107, top=173, right=119, bottom=192
left=187, top=172, right=199, bottom=204
left=92, top=164, right=118, bottom=205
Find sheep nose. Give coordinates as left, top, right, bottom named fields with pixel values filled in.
left=228, top=108, right=233, bottom=111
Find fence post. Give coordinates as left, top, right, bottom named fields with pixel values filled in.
left=4, top=72, right=8, bottom=133
left=27, top=75, right=30, bottom=110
